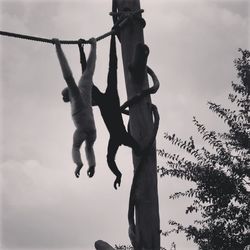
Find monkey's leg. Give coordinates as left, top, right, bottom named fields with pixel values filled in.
left=85, top=130, right=97, bottom=178
left=72, top=129, right=86, bottom=178
left=107, top=138, right=122, bottom=189
left=122, top=132, right=141, bottom=156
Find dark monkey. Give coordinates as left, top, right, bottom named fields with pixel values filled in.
left=79, top=34, right=140, bottom=189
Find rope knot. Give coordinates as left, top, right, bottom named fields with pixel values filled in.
left=78, top=38, right=86, bottom=45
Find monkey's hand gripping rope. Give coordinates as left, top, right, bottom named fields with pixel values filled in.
left=0, top=9, right=143, bottom=45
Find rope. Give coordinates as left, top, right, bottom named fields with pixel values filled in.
left=0, top=9, right=143, bottom=45
left=119, top=66, right=160, bottom=248
left=121, top=66, right=160, bottom=115
left=127, top=104, right=159, bottom=248
left=0, top=30, right=80, bottom=44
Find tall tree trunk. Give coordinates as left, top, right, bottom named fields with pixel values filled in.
left=115, top=0, right=160, bottom=249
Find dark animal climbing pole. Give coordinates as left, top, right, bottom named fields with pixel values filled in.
left=114, top=0, right=160, bottom=249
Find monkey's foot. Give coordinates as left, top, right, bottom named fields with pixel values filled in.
left=87, top=165, right=95, bottom=178
left=75, top=164, right=83, bottom=178
left=114, top=174, right=122, bottom=190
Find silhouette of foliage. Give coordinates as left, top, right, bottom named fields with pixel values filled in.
left=158, top=49, right=250, bottom=250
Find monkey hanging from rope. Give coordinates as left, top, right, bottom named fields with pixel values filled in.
left=53, top=38, right=97, bottom=179
left=78, top=34, right=141, bottom=189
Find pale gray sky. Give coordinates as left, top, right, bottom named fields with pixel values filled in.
left=0, top=0, right=249, bottom=250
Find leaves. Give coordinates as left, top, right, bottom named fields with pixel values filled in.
left=159, top=49, right=250, bottom=249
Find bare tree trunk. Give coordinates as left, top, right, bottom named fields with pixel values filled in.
left=115, top=0, right=160, bottom=249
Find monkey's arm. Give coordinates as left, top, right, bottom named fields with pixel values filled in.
left=78, top=42, right=87, bottom=74
left=53, top=39, right=78, bottom=93
left=106, top=34, right=118, bottom=95
left=83, top=38, right=97, bottom=80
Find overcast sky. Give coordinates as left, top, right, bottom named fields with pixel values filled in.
left=0, top=0, right=249, bottom=250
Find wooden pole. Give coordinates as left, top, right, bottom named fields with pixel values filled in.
left=115, top=0, right=160, bottom=249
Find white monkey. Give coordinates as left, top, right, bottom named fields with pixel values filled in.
left=53, top=38, right=97, bottom=178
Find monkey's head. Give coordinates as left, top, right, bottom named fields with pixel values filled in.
left=61, top=87, right=70, bottom=102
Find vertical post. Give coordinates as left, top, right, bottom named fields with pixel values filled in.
left=115, top=0, right=160, bottom=249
